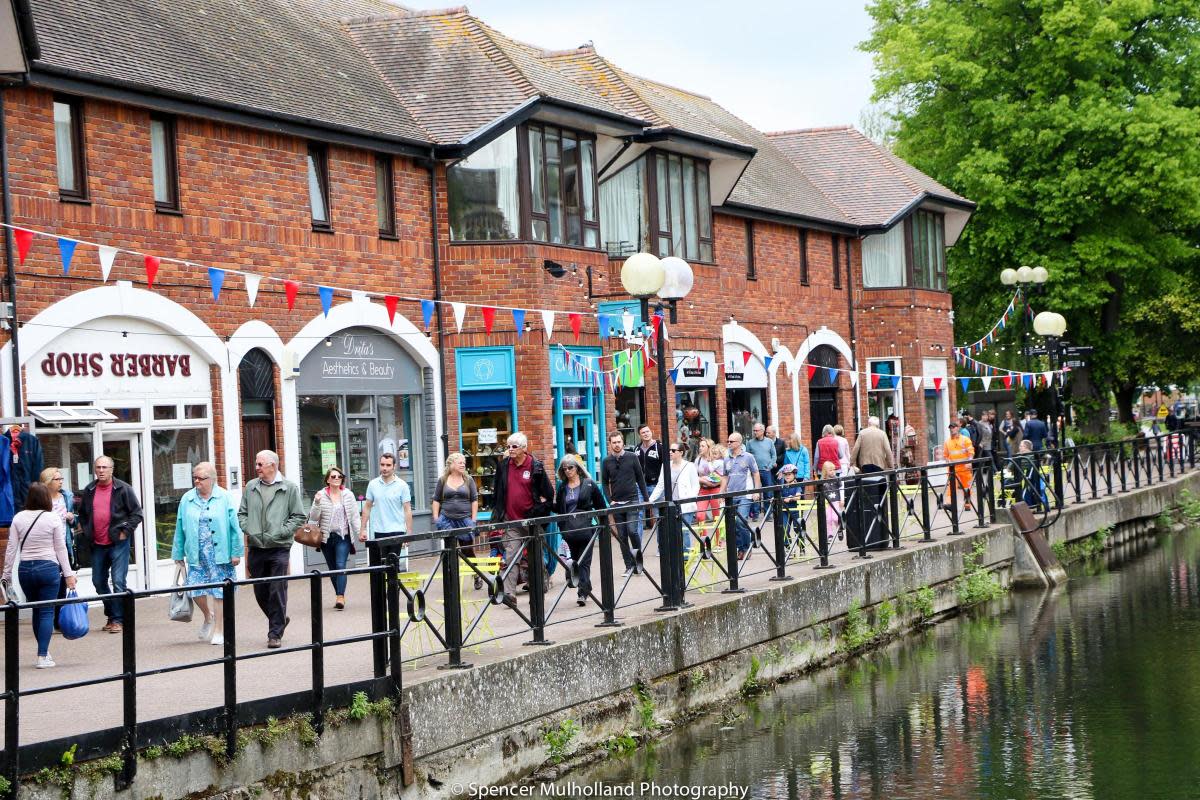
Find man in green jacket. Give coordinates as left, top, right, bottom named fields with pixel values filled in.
left=238, top=450, right=306, bottom=648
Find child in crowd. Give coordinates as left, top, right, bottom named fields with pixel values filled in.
left=777, top=464, right=805, bottom=553
left=820, top=461, right=842, bottom=540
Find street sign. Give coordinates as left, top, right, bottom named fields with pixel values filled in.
left=1061, top=345, right=1094, bottom=357
left=1022, top=346, right=1047, bottom=357
left=1158, top=404, right=1169, bottom=420
left=1062, top=359, right=1088, bottom=369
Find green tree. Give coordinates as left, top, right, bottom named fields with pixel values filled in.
left=863, top=0, right=1200, bottom=429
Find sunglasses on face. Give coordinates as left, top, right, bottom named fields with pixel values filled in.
left=329, top=474, right=344, bottom=480
left=563, top=465, right=577, bottom=471
left=669, top=448, right=681, bottom=453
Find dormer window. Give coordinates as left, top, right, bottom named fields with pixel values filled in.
left=599, top=151, right=713, bottom=262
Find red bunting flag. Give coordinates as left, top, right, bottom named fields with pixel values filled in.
left=651, top=313, right=662, bottom=340
left=806, top=364, right=817, bottom=381
left=144, top=255, right=160, bottom=288
left=284, top=280, right=299, bottom=310
left=1003, top=375, right=1013, bottom=390
left=742, top=350, right=752, bottom=366
left=933, top=377, right=943, bottom=391
left=481, top=306, right=496, bottom=335
left=569, top=313, right=582, bottom=342
left=384, top=295, right=398, bottom=324
left=870, top=374, right=880, bottom=389
left=13, top=229, right=34, bottom=265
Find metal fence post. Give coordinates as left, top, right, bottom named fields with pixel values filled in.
left=596, top=515, right=620, bottom=627
left=722, top=496, right=745, bottom=592
left=1118, top=442, right=1128, bottom=492
left=770, top=493, right=790, bottom=581
left=815, top=489, right=831, bottom=568
left=222, top=578, right=238, bottom=761
left=1157, top=436, right=1165, bottom=482
left=309, top=572, right=325, bottom=735
left=525, top=524, right=552, bottom=645
left=369, top=543, right=386, bottom=678
left=440, top=535, right=469, bottom=668
left=117, top=591, right=137, bottom=791
left=1105, top=445, right=1114, bottom=495
left=1053, top=449, right=1065, bottom=509
left=948, top=467, right=961, bottom=535
left=4, top=602, right=19, bottom=798
left=385, top=554, right=403, bottom=701
left=1090, top=447, right=1099, bottom=499
left=852, top=476, right=869, bottom=558
left=974, top=461, right=987, bottom=529
left=888, top=472, right=902, bottom=549
left=654, top=503, right=683, bottom=610
left=1073, top=449, right=1084, bottom=504
left=920, top=469, right=932, bottom=542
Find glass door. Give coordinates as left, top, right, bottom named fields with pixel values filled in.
left=150, top=428, right=210, bottom=587
left=102, top=433, right=145, bottom=589
left=346, top=421, right=377, bottom=501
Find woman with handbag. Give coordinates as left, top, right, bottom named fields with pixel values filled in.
left=431, top=453, right=479, bottom=579
left=308, top=466, right=360, bottom=610
left=171, top=462, right=243, bottom=645
left=40, top=467, right=77, bottom=630
left=3, top=482, right=76, bottom=668
left=552, top=454, right=606, bottom=607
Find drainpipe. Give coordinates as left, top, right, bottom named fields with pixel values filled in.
left=846, top=236, right=860, bottom=434
left=0, top=88, right=22, bottom=414
left=426, top=151, right=449, bottom=459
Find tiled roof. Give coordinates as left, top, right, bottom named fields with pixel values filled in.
left=345, top=9, right=640, bottom=145
left=27, top=0, right=431, bottom=144
left=767, top=126, right=973, bottom=227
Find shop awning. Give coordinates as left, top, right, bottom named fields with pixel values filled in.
left=30, top=406, right=118, bottom=425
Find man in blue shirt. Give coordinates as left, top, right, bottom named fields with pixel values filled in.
left=745, top=423, right=776, bottom=519
left=359, top=453, right=413, bottom=540
left=724, top=432, right=761, bottom=559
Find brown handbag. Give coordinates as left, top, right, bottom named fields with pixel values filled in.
left=295, top=522, right=322, bottom=548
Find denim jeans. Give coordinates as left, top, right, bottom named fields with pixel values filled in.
left=18, top=560, right=61, bottom=656
left=91, top=538, right=131, bottom=623
left=732, top=496, right=754, bottom=552
left=757, top=469, right=776, bottom=517
left=610, top=504, right=644, bottom=571
left=320, top=533, right=352, bottom=596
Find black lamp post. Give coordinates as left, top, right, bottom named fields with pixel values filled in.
left=1034, top=311, right=1069, bottom=444
left=621, top=252, right=693, bottom=610
left=1000, top=265, right=1049, bottom=375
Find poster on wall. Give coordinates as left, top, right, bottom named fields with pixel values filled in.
left=478, top=428, right=498, bottom=445
left=320, top=441, right=338, bottom=473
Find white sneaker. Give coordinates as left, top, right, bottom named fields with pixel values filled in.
left=210, top=633, right=224, bottom=646
left=198, top=618, right=214, bottom=641
left=622, top=567, right=634, bottom=578
left=36, top=655, right=55, bottom=669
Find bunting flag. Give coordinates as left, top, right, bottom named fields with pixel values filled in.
left=871, top=374, right=880, bottom=389
left=569, top=313, right=582, bottom=342
left=1043, top=371, right=1053, bottom=387
left=651, top=313, right=662, bottom=340
left=668, top=368, right=679, bottom=384
left=1022, top=374, right=1033, bottom=389
left=597, top=313, right=610, bottom=339
left=208, top=268, right=225, bottom=301
left=13, top=228, right=33, bottom=264
left=622, top=311, right=635, bottom=337
left=452, top=302, right=466, bottom=332
left=911, top=375, right=923, bottom=391
left=850, top=371, right=858, bottom=387
left=959, top=377, right=970, bottom=393
left=512, top=308, right=525, bottom=338
left=932, top=377, right=943, bottom=391
left=764, top=355, right=773, bottom=371
left=742, top=350, right=752, bottom=366
left=385, top=295, right=399, bottom=325
left=57, top=238, right=77, bottom=275
left=981, top=376, right=993, bottom=392
left=541, top=310, right=556, bottom=340
left=144, top=255, right=160, bottom=288
left=420, top=299, right=434, bottom=330
left=481, top=306, right=496, bottom=335
left=98, top=245, right=118, bottom=281
left=318, top=286, right=334, bottom=317
left=1002, top=375, right=1013, bottom=390
left=244, top=273, right=261, bottom=307
left=284, top=280, right=299, bottom=310
left=807, top=364, right=817, bottom=381
left=350, top=291, right=367, bottom=305
left=826, top=366, right=838, bottom=383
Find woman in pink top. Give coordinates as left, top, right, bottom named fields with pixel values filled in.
left=3, top=483, right=77, bottom=668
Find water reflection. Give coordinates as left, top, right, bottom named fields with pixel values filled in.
left=543, top=532, right=1200, bottom=800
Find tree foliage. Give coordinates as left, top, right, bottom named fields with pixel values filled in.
left=862, top=0, right=1200, bottom=427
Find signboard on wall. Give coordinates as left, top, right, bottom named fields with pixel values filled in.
left=27, top=316, right=211, bottom=397
left=673, top=350, right=717, bottom=387
left=297, top=327, right=422, bottom=395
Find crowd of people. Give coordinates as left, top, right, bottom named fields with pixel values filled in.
left=2, top=408, right=1072, bottom=669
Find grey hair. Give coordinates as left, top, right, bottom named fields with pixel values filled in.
left=822, top=425, right=834, bottom=436
left=193, top=461, right=217, bottom=480
left=94, top=455, right=114, bottom=468
left=255, top=450, right=280, bottom=467
left=868, top=416, right=881, bottom=428
left=507, top=431, right=528, bottom=449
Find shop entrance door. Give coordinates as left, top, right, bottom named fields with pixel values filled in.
left=560, top=413, right=595, bottom=475
left=101, top=433, right=147, bottom=590
left=809, top=390, right=838, bottom=455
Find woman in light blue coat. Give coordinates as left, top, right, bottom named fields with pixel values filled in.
left=171, top=462, right=243, bottom=645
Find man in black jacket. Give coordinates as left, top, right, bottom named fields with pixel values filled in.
left=767, top=425, right=786, bottom=472
left=77, top=456, right=143, bottom=633
left=490, top=432, right=554, bottom=606
left=603, top=432, right=650, bottom=576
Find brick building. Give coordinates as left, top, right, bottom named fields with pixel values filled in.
left=0, top=0, right=971, bottom=589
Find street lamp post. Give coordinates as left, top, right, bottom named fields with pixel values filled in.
left=621, top=253, right=693, bottom=610
left=1033, top=311, right=1069, bottom=444
left=1000, top=265, right=1048, bottom=375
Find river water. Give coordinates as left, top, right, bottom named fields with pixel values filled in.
left=540, top=530, right=1200, bottom=800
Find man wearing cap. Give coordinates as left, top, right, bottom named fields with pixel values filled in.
left=942, top=420, right=975, bottom=513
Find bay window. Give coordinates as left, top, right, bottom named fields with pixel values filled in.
left=651, top=152, right=713, bottom=262
left=599, top=158, right=649, bottom=256
left=860, top=209, right=947, bottom=290
left=527, top=123, right=599, bottom=247
left=911, top=210, right=947, bottom=290
left=447, top=128, right=520, bottom=241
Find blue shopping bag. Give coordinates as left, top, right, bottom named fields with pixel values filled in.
left=59, top=590, right=90, bottom=640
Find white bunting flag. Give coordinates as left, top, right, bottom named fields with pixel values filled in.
left=622, top=311, right=635, bottom=337
left=849, top=370, right=858, bottom=387
left=350, top=291, right=368, bottom=305
left=981, top=376, right=993, bottom=392
left=541, top=310, right=556, bottom=340
left=1043, top=371, right=1054, bottom=387
left=98, top=245, right=118, bottom=282
left=661, top=317, right=670, bottom=341
left=244, top=273, right=261, bottom=307
left=911, top=375, right=923, bottom=391
left=452, top=302, right=467, bottom=333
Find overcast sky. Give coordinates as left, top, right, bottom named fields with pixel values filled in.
left=400, top=0, right=878, bottom=133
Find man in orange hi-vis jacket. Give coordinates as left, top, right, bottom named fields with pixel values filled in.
left=943, top=420, right=976, bottom=512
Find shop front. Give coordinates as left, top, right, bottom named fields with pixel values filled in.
left=549, top=346, right=607, bottom=477
left=923, top=358, right=950, bottom=462
left=806, top=345, right=841, bottom=451
left=724, top=343, right=768, bottom=441
left=25, top=315, right=216, bottom=591
left=296, top=327, right=430, bottom=564
left=867, top=359, right=903, bottom=423
left=455, top=347, right=517, bottom=521
left=672, top=350, right=717, bottom=458
left=599, top=301, right=645, bottom=447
